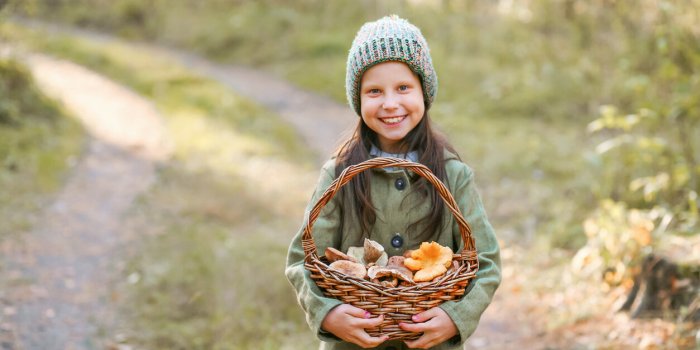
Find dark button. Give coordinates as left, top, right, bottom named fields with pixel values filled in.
left=394, top=177, right=406, bottom=191
left=391, top=234, right=404, bottom=248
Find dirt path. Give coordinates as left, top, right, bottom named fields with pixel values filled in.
left=13, top=18, right=355, bottom=164
left=166, top=51, right=357, bottom=163
left=1, top=51, right=170, bottom=350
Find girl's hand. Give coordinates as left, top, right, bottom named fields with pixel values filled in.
left=321, top=304, right=389, bottom=348
left=399, top=307, right=458, bottom=349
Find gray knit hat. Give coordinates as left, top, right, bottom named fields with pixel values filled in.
left=346, top=15, right=438, bottom=116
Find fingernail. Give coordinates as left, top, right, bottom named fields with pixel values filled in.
left=364, top=311, right=371, bottom=319
left=412, top=315, right=419, bottom=322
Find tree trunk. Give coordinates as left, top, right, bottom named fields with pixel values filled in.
left=619, top=254, right=700, bottom=321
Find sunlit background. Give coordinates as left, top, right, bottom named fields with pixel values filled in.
left=0, top=1, right=698, bottom=349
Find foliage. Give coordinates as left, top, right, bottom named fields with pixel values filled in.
left=0, top=57, right=84, bottom=238
left=572, top=200, right=659, bottom=285
left=578, top=0, right=700, bottom=285
left=0, top=58, right=54, bottom=126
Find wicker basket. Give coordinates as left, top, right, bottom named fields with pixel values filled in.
left=302, top=157, right=479, bottom=340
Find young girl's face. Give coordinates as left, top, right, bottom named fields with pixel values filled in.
left=360, top=61, right=425, bottom=153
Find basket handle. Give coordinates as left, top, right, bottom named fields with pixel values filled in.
left=302, top=157, right=475, bottom=262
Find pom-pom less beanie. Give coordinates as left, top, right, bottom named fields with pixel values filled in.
left=346, top=15, right=438, bottom=117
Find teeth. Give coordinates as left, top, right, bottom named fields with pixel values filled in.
left=383, top=116, right=404, bottom=124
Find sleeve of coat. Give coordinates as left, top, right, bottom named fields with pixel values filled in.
left=284, top=160, right=344, bottom=343
left=438, top=162, right=502, bottom=346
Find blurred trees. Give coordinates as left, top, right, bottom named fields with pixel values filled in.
left=570, top=0, right=700, bottom=319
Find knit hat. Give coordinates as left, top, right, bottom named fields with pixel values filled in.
left=346, top=15, right=438, bottom=116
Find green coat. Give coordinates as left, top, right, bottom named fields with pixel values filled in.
left=285, top=151, right=501, bottom=350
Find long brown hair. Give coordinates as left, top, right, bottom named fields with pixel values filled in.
left=334, top=112, right=460, bottom=243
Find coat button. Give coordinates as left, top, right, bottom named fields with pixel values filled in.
left=391, top=234, right=403, bottom=248
left=394, top=177, right=406, bottom=191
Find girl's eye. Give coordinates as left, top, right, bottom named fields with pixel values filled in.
left=368, top=88, right=381, bottom=94
left=398, top=85, right=409, bottom=91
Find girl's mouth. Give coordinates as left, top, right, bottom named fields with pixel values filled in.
left=380, top=115, right=407, bottom=125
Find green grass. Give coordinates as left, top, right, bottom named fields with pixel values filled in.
left=1, top=22, right=320, bottom=349
left=0, top=57, right=85, bottom=240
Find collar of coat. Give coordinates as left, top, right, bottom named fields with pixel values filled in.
left=367, top=145, right=459, bottom=161
left=364, top=146, right=460, bottom=176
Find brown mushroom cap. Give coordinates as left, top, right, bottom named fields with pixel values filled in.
left=325, top=247, right=358, bottom=263
left=346, top=240, right=388, bottom=266
left=367, top=265, right=414, bottom=284
left=364, top=238, right=385, bottom=264
left=387, top=256, right=406, bottom=268
left=329, top=260, right=367, bottom=279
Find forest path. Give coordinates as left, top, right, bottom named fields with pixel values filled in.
left=0, top=49, right=170, bottom=350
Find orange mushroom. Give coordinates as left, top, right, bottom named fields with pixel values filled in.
left=403, top=241, right=453, bottom=282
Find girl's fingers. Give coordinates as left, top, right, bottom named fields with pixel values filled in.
left=349, top=315, right=388, bottom=348
left=342, top=304, right=370, bottom=319
left=410, top=308, right=440, bottom=323
left=354, top=314, right=385, bottom=328
left=398, top=321, right=425, bottom=333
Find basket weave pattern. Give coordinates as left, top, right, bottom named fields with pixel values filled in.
left=302, top=157, right=479, bottom=340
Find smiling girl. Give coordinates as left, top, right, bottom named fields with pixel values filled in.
left=286, top=15, right=501, bottom=350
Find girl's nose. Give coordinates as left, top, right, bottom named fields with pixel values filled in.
left=382, top=94, right=399, bottom=110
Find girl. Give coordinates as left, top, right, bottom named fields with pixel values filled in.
left=285, top=15, right=501, bottom=350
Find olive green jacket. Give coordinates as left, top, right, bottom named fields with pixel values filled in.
left=285, top=151, right=501, bottom=350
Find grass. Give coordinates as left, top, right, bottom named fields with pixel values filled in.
left=1, top=22, right=320, bottom=349
left=0, top=57, right=85, bottom=240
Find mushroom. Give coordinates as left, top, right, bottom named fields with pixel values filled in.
left=374, top=252, right=388, bottom=267
left=329, top=260, right=367, bottom=279
left=364, top=238, right=385, bottom=264
left=367, top=265, right=414, bottom=284
left=381, top=278, right=399, bottom=288
left=345, top=240, right=387, bottom=266
left=325, top=247, right=358, bottom=263
left=387, top=255, right=406, bottom=268
left=346, top=246, right=365, bottom=263
left=404, top=241, right=453, bottom=282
